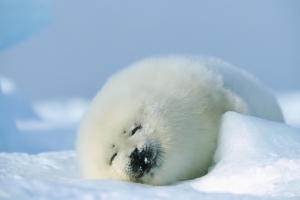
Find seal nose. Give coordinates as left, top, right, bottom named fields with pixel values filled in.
left=129, top=147, right=153, bottom=178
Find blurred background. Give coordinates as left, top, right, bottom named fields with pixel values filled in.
left=1, top=0, right=299, bottom=102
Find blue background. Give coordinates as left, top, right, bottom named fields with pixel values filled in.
left=1, top=0, right=299, bottom=101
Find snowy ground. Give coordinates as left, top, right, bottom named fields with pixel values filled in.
left=0, top=88, right=300, bottom=199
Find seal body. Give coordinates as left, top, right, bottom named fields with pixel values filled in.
left=76, top=56, right=284, bottom=185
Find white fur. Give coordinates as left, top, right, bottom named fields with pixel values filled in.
left=76, top=56, right=284, bottom=185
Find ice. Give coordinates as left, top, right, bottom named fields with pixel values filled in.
left=0, top=0, right=51, bottom=50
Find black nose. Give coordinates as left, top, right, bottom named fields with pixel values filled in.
left=129, top=147, right=153, bottom=178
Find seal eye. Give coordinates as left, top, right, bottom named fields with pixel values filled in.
left=110, top=153, right=117, bottom=165
left=131, top=125, right=142, bottom=136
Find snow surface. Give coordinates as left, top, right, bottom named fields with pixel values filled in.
left=191, top=112, right=300, bottom=197
left=277, top=91, right=300, bottom=128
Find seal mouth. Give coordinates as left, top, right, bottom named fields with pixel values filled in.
left=127, top=144, right=158, bottom=180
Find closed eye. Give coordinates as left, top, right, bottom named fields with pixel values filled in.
left=110, top=153, right=117, bottom=165
left=131, top=125, right=142, bottom=136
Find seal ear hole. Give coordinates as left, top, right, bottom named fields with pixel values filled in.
left=112, top=144, right=115, bottom=148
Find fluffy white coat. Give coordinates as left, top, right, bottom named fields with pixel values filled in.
left=76, top=56, right=284, bottom=185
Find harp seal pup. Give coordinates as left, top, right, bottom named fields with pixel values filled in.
left=76, top=56, right=284, bottom=186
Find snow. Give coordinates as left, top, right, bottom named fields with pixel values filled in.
left=0, top=179, right=263, bottom=200
left=0, top=150, right=266, bottom=199
left=190, top=112, right=300, bottom=197
left=0, top=151, right=79, bottom=182
left=277, top=91, right=300, bottom=128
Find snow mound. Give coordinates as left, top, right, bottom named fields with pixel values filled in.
left=1, top=112, right=300, bottom=199
left=277, top=92, right=300, bottom=128
left=192, top=112, right=300, bottom=197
